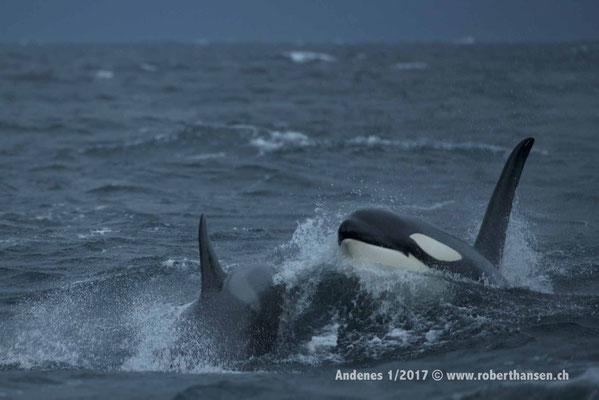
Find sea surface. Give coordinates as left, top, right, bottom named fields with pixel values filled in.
left=0, top=43, right=598, bottom=399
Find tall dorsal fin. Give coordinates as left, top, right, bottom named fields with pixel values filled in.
left=474, top=138, right=535, bottom=267
left=199, top=214, right=226, bottom=297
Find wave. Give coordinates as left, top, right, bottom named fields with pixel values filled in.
left=248, top=131, right=549, bottom=157
left=282, top=51, right=335, bottom=64
left=78, top=119, right=549, bottom=159
left=347, top=136, right=549, bottom=155
left=80, top=121, right=258, bottom=155
left=250, top=131, right=313, bottom=153
left=77, top=228, right=113, bottom=239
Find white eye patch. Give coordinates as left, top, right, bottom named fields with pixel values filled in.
left=409, top=233, right=462, bottom=262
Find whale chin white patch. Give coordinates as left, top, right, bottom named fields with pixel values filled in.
left=340, top=238, right=430, bottom=272
left=409, top=233, right=462, bottom=262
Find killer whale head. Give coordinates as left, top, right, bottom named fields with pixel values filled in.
left=338, top=137, right=535, bottom=284
left=337, top=208, right=505, bottom=283
left=338, top=210, right=464, bottom=273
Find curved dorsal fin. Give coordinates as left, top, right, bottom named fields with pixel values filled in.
left=474, top=138, right=535, bottom=267
left=199, top=214, right=226, bottom=297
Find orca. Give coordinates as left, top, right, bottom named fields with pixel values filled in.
left=338, top=137, right=536, bottom=285
left=179, top=215, right=284, bottom=358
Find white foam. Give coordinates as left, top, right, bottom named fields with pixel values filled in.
left=425, top=329, right=441, bottom=343
left=347, top=136, right=549, bottom=155
left=0, top=238, right=18, bottom=248
left=348, top=135, right=395, bottom=147
left=387, top=328, right=412, bottom=344
left=283, top=51, right=335, bottom=63
left=250, top=131, right=312, bottom=153
left=160, top=257, right=197, bottom=270
left=348, top=136, right=506, bottom=153
left=77, top=228, right=112, bottom=239
left=305, top=323, right=339, bottom=353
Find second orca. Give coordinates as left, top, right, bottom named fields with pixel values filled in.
left=338, top=137, right=535, bottom=285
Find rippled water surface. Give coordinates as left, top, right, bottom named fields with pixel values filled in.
left=1, top=43, right=598, bottom=399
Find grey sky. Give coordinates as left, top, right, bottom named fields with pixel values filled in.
left=1, top=0, right=598, bottom=43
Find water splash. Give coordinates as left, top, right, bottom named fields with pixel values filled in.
left=465, top=204, right=551, bottom=293
left=269, top=209, right=485, bottom=365
left=120, top=297, right=229, bottom=373
left=501, top=211, right=551, bottom=293
left=0, top=207, right=555, bottom=372
left=0, top=286, right=129, bottom=370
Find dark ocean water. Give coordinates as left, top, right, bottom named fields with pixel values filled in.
left=0, top=43, right=598, bottom=399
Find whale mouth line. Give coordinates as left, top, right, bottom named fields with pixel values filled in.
left=339, top=238, right=430, bottom=272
